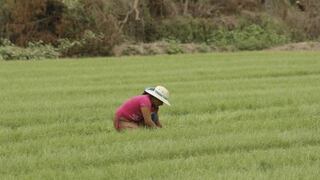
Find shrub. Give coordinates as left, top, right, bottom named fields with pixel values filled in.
left=209, top=24, right=290, bottom=50
left=0, top=0, right=121, bottom=56
left=165, top=39, right=184, bottom=54
left=57, top=30, right=120, bottom=57
left=61, top=0, right=122, bottom=56
left=0, top=0, right=67, bottom=46
left=111, top=41, right=218, bottom=56
left=157, top=17, right=217, bottom=43
left=234, top=24, right=289, bottom=50
left=0, top=39, right=59, bottom=60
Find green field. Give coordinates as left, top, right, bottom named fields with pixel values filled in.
left=1, top=52, right=320, bottom=179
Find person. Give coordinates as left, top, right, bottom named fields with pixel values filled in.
left=113, top=85, right=170, bottom=131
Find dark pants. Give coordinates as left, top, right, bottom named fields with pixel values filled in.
left=151, top=112, right=158, bottom=123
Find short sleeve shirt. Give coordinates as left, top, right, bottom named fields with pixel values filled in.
left=116, top=95, right=153, bottom=122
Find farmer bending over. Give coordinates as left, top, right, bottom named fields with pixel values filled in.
left=114, top=86, right=170, bottom=131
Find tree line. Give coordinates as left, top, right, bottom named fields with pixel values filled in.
left=0, top=0, right=319, bottom=59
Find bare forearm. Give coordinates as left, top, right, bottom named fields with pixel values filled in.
left=155, top=120, right=162, bottom=128
left=144, top=120, right=157, bottom=128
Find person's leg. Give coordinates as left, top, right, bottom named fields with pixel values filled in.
left=114, top=115, right=139, bottom=131
left=118, top=120, right=139, bottom=130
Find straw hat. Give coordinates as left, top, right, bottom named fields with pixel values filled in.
left=145, top=86, right=170, bottom=106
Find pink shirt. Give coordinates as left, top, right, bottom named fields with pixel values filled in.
left=116, top=95, right=153, bottom=122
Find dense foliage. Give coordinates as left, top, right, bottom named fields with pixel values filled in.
left=0, top=0, right=319, bottom=59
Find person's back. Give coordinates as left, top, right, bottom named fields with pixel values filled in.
left=116, top=95, right=152, bottom=122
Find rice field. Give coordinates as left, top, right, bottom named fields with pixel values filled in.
left=1, top=52, right=320, bottom=179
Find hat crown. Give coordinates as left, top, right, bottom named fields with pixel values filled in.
left=144, top=85, right=170, bottom=106
left=154, top=86, right=169, bottom=100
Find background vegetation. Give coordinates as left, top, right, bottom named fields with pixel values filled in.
left=1, top=52, right=320, bottom=179
left=0, top=0, right=320, bottom=60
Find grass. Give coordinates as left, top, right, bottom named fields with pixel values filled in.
left=1, top=51, right=320, bottom=180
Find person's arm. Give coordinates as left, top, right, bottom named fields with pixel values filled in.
left=151, top=112, right=162, bottom=128
left=141, top=107, right=157, bottom=128
left=155, top=119, right=162, bottom=128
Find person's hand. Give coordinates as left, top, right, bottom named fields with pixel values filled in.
left=141, top=107, right=157, bottom=128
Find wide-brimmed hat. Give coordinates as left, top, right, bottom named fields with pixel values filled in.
left=145, top=86, right=170, bottom=106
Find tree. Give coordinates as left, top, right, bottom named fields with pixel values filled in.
left=119, top=0, right=140, bottom=31
left=183, top=0, right=189, bottom=15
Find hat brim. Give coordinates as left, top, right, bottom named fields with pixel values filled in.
left=145, top=89, right=171, bottom=106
